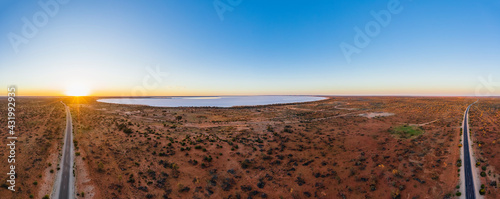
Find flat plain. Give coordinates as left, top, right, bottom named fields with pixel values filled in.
left=469, top=99, right=500, bottom=196
left=0, top=97, right=66, bottom=199
left=2, top=97, right=499, bottom=198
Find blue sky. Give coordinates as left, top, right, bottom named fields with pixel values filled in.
left=0, top=0, right=499, bottom=96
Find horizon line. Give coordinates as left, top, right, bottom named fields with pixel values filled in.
left=4, top=95, right=498, bottom=98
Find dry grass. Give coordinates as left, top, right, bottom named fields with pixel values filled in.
left=0, top=97, right=66, bottom=199
left=469, top=98, right=500, bottom=198
left=61, top=96, right=478, bottom=198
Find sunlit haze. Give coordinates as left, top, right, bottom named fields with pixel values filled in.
left=65, top=83, right=90, bottom=96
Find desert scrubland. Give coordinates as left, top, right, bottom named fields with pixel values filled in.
left=61, top=96, right=494, bottom=199
left=2, top=97, right=499, bottom=198
left=469, top=98, right=500, bottom=196
left=0, top=97, right=66, bottom=199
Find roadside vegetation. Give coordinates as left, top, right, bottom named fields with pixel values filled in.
left=0, top=98, right=66, bottom=198
left=468, top=99, right=500, bottom=197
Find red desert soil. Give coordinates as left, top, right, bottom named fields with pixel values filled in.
left=0, top=98, right=66, bottom=199
left=2, top=97, right=496, bottom=198
left=57, top=96, right=491, bottom=199
left=469, top=98, right=500, bottom=197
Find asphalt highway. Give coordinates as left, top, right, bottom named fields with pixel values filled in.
left=463, top=103, right=476, bottom=199
left=56, top=103, right=74, bottom=199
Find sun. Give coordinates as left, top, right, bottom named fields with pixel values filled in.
left=65, top=83, right=90, bottom=96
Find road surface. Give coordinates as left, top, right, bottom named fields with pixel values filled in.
left=54, top=102, right=75, bottom=199
left=462, top=101, right=480, bottom=199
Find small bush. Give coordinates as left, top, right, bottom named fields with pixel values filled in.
left=241, top=159, right=251, bottom=169
left=204, top=156, right=212, bottom=162
left=97, top=162, right=104, bottom=172
left=455, top=192, right=461, bottom=196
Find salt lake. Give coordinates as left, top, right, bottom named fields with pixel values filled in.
left=97, top=96, right=326, bottom=108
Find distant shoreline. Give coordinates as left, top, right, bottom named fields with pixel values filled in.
left=96, top=96, right=328, bottom=108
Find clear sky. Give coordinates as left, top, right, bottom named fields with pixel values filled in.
left=1, top=0, right=499, bottom=96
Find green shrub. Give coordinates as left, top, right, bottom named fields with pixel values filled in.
left=241, top=159, right=251, bottom=169
left=204, top=156, right=212, bottom=162
left=97, top=162, right=104, bottom=172
left=176, top=116, right=182, bottom=121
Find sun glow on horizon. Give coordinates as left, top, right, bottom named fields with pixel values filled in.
left=65, top=83, right=91, bottom=96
